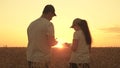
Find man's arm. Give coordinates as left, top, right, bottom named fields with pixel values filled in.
left=47, top=35, right=57, bottom=46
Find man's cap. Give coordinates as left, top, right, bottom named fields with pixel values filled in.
left=70, top=18, right=82, bottom=28
left=43, top=4, right=56, bottom=16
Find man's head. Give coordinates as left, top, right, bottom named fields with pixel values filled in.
left=42, top=4, right=56, bottom=21
left=43, top=4, right=56, bottom=16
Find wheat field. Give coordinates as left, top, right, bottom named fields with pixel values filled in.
left=0, top=47, right=120, bottom=68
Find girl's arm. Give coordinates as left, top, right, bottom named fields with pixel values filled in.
left=71, top=39, right=78, bottom=52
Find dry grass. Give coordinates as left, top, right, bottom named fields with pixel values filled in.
left=91, top=47, right=120, bottom=68
left=0, top=47, right=120, bottom=68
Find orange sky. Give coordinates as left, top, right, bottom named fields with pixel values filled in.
left=0, top=0, right=120, bottom=47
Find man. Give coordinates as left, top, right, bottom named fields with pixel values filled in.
left=27, top=4, right=57, bottom=68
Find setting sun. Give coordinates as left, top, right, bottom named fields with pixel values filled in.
left=0, top=0, right=120, bottom=47
left=52, top=39, right=64, bottom=48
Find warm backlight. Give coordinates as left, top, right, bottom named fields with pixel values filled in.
left=52, top=39, right=64, bottom=48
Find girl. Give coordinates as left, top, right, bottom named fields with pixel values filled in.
left=69, top=18, right=92, bottom=68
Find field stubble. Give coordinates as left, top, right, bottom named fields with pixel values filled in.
left=0, top=47, right=120, bottom=68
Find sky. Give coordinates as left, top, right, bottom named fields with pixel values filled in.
left=0, top=0, right=120, bottom=47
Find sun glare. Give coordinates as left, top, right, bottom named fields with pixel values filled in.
left=52, top=39, right=64, bottom=48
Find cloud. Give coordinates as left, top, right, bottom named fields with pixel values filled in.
left=99, top=26, right=120, bottom=46
left=100, top=26, right=120, bottom=33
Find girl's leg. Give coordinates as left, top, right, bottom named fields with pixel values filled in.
left=69, top=63, right=78, bottom=68
left=79, top=63, right=90, bottom=68
left=28, top=61, right=33, bottom=68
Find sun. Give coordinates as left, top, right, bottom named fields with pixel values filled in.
left=53, top=42, right=63, bottom=48
left=52, top=39, right=64, bottom=48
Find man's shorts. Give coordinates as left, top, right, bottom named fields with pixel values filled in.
left=28, top=61, right=49, bottom=68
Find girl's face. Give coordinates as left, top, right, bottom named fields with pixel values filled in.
left=73, top=24, right=80, bottom=31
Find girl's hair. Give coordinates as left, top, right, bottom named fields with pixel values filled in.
left=78, top=20, right=92, bottom=45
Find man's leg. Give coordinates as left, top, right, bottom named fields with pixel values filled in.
left=28, top=61, right=48, bottom=68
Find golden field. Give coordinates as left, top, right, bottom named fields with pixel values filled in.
left=0, top=47, right=120, bottom=68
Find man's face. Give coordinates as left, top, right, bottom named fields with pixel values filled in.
left=48, top=12, right=55, bottom=21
